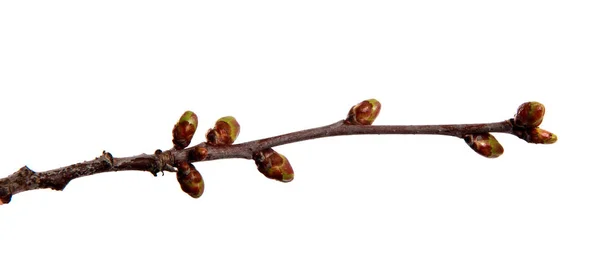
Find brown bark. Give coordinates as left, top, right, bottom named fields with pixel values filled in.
left=0, top=119, right=517, bottom=204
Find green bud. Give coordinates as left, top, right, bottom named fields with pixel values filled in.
left=464, top=133, right=504, bottom=158
left=514, top=101, right=545, bottom=128
left=514, top=127, right=558, bottom=144
left=253, top=148, right=294, bottom=182
left=172, top=111, right=198, bottom=150
left=206, top=116, right=241, bottom=145
left=176, top=162, right=205, bottom=198
left=345, top=99, right=381, bottom=125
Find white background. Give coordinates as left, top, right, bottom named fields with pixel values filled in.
left=0, top=1, right=598, bottom=260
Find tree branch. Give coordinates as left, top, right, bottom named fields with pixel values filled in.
left=0, top=100, right=556, bottom=205
left=202, top=120, right=514, bottom=161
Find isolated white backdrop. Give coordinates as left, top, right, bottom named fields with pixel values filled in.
left=0, top=1, right=598, bottom=260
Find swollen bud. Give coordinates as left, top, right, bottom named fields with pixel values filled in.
left=206, top=116, right=240, bottom=145
left=172, top=111, right=198, bottom=150
left=514, top=127, right=558, bottom=144
left=176, top=162, right=205, bottom=198
left=345, top=99, right=381, bottom=125
left=514, top=101, right=545, bottom=128
left=464, top=133, right=504, bottom=158
left=253, top=148, right=294, bottom=182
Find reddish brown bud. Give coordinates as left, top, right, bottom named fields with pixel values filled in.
left=514, top=127, right=558, bottom=144
left=206, top=116, right=241, bottom=146
left=172, top=111, right=198, bottom=150
left=464, top=133, right=504, bottom=158
left=514, top=101, right=545, bottom=128
left=176, top=162, right=205, bottom=198
left=189, top=146, right=208, bottom=161
left=253, top=148, right=294, bottom=182
left=345, top=99, right=381, bottom=125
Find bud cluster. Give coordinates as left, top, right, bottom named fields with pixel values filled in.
left=512, top=101, right=557, bottom=144
left=170, top=112, right=245, bottom=198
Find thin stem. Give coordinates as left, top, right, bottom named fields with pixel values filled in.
left=202, top=120, right=514, bottom=160
left=0, top=119, right=515, bottom=204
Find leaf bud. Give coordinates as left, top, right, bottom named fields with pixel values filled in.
left=206, top=116, right=241, bottom=145
left=253, top=148, right=294, bottom=182
left=176, top=162, right=205, bottom=198
left=514, top=127, right=558, bottom=144
left=514, top=101, right=545, bottom=128
left=172, top=111, right=198, bottom=150
left=188, top=146, right=208, bottom=162
left=345, top=99, right=381, bottom=125
left=464, top=133, right=504, bottom=158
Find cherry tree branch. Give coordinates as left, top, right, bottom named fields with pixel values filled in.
left=0, top=100, right=556, bottom=205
